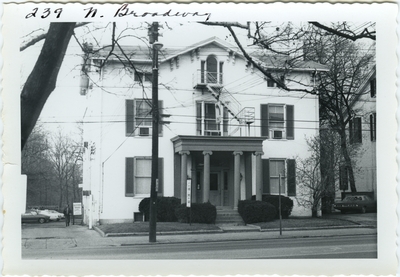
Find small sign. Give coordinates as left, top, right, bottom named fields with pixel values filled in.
left=73, top=202, right=82, bottom=215
left=186, top=179, right=192, bottom=207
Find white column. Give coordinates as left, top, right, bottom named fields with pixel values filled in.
left=203, top=151, right=213, bottom=202
left=179, top=151, right=190, bottom=204
left=233, top=151, right=243, bottom=209
left=254, top=151, right=264, bottom=201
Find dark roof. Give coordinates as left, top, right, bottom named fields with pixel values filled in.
left=92, top=37, right=328, bottom=71
left=250, top=50, right=329, bottom=71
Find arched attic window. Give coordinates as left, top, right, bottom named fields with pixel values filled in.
left=201, top=55, right=224, bottom=85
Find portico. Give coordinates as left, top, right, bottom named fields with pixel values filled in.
left=171, top=136, right=265, bottom=209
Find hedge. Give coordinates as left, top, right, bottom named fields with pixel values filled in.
left=251, top=195, right=293, bottom=219
left=175, top=202, right=217, bottom=224
left=238, top=200, right=276, bottom=224
left=138, top=197, right=181, bottom=222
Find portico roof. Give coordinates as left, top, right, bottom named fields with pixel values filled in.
left=171, top=135, right=265, bottom=153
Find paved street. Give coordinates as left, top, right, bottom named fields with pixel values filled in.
left=23, top=233, right=376, bottom=259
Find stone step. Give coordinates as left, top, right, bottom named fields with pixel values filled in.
left=216, top=209, right=244, bottom=224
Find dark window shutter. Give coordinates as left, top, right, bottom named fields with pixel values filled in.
left=369, top=114, right=373, bottom=141
left=126, top=100, right=134, bottom=136
left=370, top=79, right=376, bottom=98
left=201, top=61, right=205, bottom=83
left=373, top=113, right=376, bottom=141
left=261, top=105, right=269, bottom=137
left=287, top=159, right=296, bottom=196
left=158, top=100, right=163, bottom=135
left=286, top=105, right=294, bottom=140
left=157, top=158, right=164, bottom=195
left=262, top=159, right=270, bottom=194
left=339, top=165, right=349, bottom=191
left=125, top=157, right=134, bottom=195
left=349, top=119, right=354, bottom=144
left=355, top=117, right=362, bottom=143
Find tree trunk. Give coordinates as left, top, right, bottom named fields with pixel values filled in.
left=339, top=127, right=357, bottom=192
left=21, top=23, right=76, bottom=149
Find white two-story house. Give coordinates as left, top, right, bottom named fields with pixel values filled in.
left=340, top=67, right=377, bottom=199
left=80, top=37, right=328, bottom=225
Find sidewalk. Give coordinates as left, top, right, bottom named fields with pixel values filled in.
left=22, top=213, right=377, bottom=250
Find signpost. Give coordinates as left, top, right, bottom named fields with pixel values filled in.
left=73, top=202, right=82, bottom=225
left=73, top=202, right=82, bottom=215
left=187, top=179, right=191, bottom=225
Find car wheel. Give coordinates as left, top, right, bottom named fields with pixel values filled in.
left=56, top=218, right=60, bottom=221
left=38, top=218, right=45, bottom=224
left=361, top=207, right=367, bottom=213
left=340, top=210, right=346, bottom=214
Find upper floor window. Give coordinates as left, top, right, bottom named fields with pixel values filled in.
left=196, top=101, right=228, bottom=136
left=126, top=99, right=163, bottom=137
left=199, top=55, right=223, bottom=85
left=349, top=117, right=362, bottom=144
left=261, top=104, right=294, bottom=140
left=134, top=71, right=152, bottom=83
left=370, top=78, right=376, bottom=98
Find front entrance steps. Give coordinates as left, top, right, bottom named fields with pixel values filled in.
left=215, top=208, right=245, bottom=225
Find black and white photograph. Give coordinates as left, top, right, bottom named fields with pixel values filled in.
left=2, top=2, right=397, bottom=276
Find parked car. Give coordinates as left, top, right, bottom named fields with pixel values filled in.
left=38, top=209, right=64, bottom=221
left=333, top=195, right=377, bottom=213
left=21, top=211, right=50, bottom=224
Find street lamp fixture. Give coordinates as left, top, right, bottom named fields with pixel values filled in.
left=153, top=41, right=163, bottom=51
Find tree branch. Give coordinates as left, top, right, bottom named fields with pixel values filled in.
left=20, top=22, right=90, bottom=51
left=309, top=22, right=376, bottom=41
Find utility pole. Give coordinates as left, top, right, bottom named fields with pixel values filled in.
left=149, top=22, right=163, bottom=243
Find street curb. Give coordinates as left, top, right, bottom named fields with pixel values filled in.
left=257, top=224, right=377, bottom=232
left=93, top=226, right=106, bottom=237
left=96, top=224, right=376, bottom=237
left=118, top=231, right=378, bottom=246
left=104, top=229, right=224, bottom=237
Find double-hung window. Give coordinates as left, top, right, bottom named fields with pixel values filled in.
left=261, top=104, right=294, bottom=139
left=126, top=99, right=163, bottom=137
left=196, top=102, right=228, bottom=136
left=262, top=159, right=296, bottom=196
left=349, top=117, right=362, bottom=144
left=125, top=157, right=164, bottom=197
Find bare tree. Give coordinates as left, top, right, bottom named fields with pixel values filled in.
left=296, top=131, right=361, bottom=217
left=22, top=125, right=56, bottom=207
left=303, top=26, right=374, bottom=192
left=201, top=22, right=374, bottom=192
left=49, top=130, right=82, bottom=208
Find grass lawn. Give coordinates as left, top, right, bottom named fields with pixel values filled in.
left=253, top=217, right=359, bottom=230
left=98, top=222, right=220, bottom=234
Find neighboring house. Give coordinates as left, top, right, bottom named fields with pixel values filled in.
left=340, top=67, right=377, bottom=199
left=80, top=37, right=328, bottom=225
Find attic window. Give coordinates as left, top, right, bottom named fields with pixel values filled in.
left=134, top=71, right=152, bottom=82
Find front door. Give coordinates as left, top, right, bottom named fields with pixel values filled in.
left=209, top=172, right=220, bottom=206
left=209, top=171, right=229, bottom=207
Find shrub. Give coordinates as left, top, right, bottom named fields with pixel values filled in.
left=175, top=202, right=217, bottom=224
left=251, top=195, right=294, bottom=219
left=138, top=197, right=181, bottom=222
left=238, top=200, right=276, bottom=224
